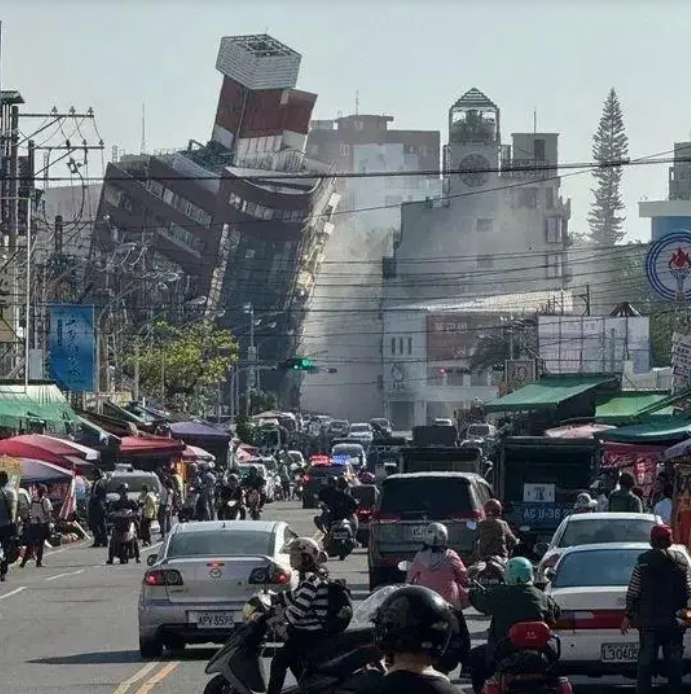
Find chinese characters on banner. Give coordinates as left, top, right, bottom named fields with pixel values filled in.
left=48, top=304, right=96, bottom=392
left=673, top=464, right=691, bottom=549
left=426, top=314, right=492, bottom=361
left=600, top=443, right=661, bottom=499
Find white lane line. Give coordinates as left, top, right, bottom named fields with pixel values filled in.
left=141, top=542, right=162, bottom=553
left=0, top=586, right=25, bottom=600
left=45, top=569, right=85, bottom=582
left=48, top=540, right=90, bottom=555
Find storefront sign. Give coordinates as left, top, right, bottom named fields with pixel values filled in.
left=48, top=304, right=96, bottom=392
left=673, top=464, right=691, bottom=548
left=601, top=443, right=661, bottom=498
left=426, top=314, right=490, bottom=361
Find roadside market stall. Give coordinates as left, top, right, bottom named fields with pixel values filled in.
left=0, top=434, right=99, bottom=474
left=168, top=421, right=232, bottom=464
left=118, top=435, right=186, bottom=475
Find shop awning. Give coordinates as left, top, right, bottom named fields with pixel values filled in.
left=0, top=383, right=79, bottom=430
left=0, top=434, right=99, bottom=470
left=18, top=458, right=74, bottom=482
left=182, top=445, right=216, bottom=462
left=595, top=391, right=674, bottom=425
left=485, top=375, right=616, bottom=413
left=597, top=416, right=691, bottom=444
left=545, top=423, right=615, bottom=439
left=169, top=421, right=232, bottom=443
left=119, top=435, right=185, bottom=458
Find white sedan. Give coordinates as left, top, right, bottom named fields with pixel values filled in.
left=546, top=542, right=691, bottom=676
left=348, top=423, right=374, bottom=444
left=536, top=512, right=662, bottom=583
left=138, top=520, right=299, bottom=658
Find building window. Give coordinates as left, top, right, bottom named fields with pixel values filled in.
left=308, top=144, right=319, bottom=156
left=477, top=255, right=494, bottom=269
left=339, top=144, right=351, bottom=156
left=517, top=188, right=538, bottom=208
left=545, top=187, right=555, bottom=209
left=103, top=184, right=122, bottom=207
left=476, top=218, right=493, bottom=233
left=245, top=249, right=256, bottom=260
left=398, top=337, right=404, bottom=354
left=229, top=192, right=242, bottom=208
left=407, top=337, right=412, bottom=355
left=146, top=180, right=164, bottom=198
left=546, top=253, right=563, bottom=278
left=391, top=337, right=396, bottom=355
left=354, top=120, right=364, bottom=131
left=163, top=189, right=175, bottom=206
left=545, top=217, right=561, bottom=243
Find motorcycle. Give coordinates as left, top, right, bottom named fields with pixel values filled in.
left=468, top=555, right=507, bottom=589
left=178, top=486, right=203, bottom=523
left=482, top=620, right=572, bottom=694
left=217, top=497, right=244, bottom=521
left=109, top=510, right=138, bottom=564
left=246, top=489, right=262, bottom=521
left=203, top=589, right=386, bottom=694
left=325, top=518, right=356, bottom=561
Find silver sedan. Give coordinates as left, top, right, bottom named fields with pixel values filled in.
left=138, top=519, right=299, bottom=658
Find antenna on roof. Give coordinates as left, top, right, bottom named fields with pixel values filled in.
left=355, top=90, right=360, bottom=115
left=533, top=107, right=537, bottom=134
left=140, top=102, right=147, bottom=155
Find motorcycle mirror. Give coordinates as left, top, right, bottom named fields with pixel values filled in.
left=544, top=567, right=556, bottom=582
left=146, top=554, right=157, bottom=567
left=397, top=560, right=410, bottom=572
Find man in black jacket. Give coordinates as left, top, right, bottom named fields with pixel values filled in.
left=623, top=524, right=691, bottom=694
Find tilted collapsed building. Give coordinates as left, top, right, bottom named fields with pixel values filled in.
left=94, top=34, right=339, bottom=398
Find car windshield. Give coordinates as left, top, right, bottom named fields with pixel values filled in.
left=552, top=548, right=656, bottom=588
left=380, top=478, right=473, bottom=519
left=332, top=420, right=349, bottom=428
left=106, top=476, right=156, bottom=494
left=558, top=518, right=657, bottom=548
left=167, top=530, right=273, bottom=558
left=333, top=445, right=363, bottom=457
left=350, top=424, right=370, bottom=433
left=468, top=424, right=491, bottom=437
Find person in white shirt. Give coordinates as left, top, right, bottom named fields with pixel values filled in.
left=653, top=483, right=674, bottom=524
left=21, top=485, right=52, bottom=568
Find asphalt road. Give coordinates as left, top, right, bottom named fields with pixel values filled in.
left=0, top=500, right=649, bottom=694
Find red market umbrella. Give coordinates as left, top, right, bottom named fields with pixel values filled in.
left=0, top=434, right=99, bottom=471
left=119, top=435, right=185, bottom=458
left=182, top=445, right=216, bottom=462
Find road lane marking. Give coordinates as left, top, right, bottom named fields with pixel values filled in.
left=113, top=661, right=161, bottom=694
left=48, top=540, right=91, bottom=555
left=45, top=569, right=85, bottom=582
left=133, top=661, right=179, bottom=694
left=0, top=586, right=25, bottom=600
left=141, top=542, right=162, bottom=553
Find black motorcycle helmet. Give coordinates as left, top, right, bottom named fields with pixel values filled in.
left=374, top=585, right=453, bottom=658
left=337, top=476, right=349, bottom=490
left=327, top=476, right=338, bottom=487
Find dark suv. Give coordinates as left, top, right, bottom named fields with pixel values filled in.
left=368, top=471, right=493, bottom=589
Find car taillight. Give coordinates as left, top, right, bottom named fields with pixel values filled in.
left=357, top=508, right=372, bottom=518
left=144, top=569, right=183, bottom=586
left=249, top=564, right=292, bottom=585
left=554, top=609, right=624, bottom=631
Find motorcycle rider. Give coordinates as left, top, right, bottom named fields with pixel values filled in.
left=106, top=484, right=140, bottom=565
left=475, top=499, right=518, bottom=563
left=468, top=556, right=560, bottom=693
left=199, top=463, right=217, bottom=521
left=370, top=585, right=459, bottom=694
left=242, top=464, right=267, bottom=512
left=407, top=522, right=471, bottom=674
left=267, top=537, right=331, bottom=694
left=317, top=476, right=358, bottom=537
left=217, top=473, right=244, bottom=520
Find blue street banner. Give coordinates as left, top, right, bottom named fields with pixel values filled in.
left=48, top=304, right=96, bottom=392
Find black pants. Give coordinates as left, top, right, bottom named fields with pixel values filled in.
left=469, top=644, right=492, bottom=694
left=439, top=607, right=471, bottom=675
left=22, top=524, right=48, bottom=566
left=140, top=518, right=153, bottom=545
left=637, top=627, right=685, bottom=694
left=0, top=527, right=15, bottom=578
left=90, top=513, right=108, bottom=547
left=267, top=628, right=324, bottom=694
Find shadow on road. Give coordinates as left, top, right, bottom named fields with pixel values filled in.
left=29, top=650, right=142, bottom=665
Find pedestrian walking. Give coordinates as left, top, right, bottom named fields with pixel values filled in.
left=157, top=478, right=174, bottom=539
left=0, top=470, right=18, bottom=582
left=139, top=485, right=157, bottom=546
left=21, top=485, right=52, bottom=568
left=609, top=471, right=643, bottom=513
left=622, top=524, right=691, bottom=694
left=88, top=469, right=108, bottom=547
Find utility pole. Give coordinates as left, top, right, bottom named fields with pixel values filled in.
left=585, top=284, right=591, bottom=316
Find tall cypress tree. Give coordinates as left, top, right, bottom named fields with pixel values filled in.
left=587, top=88, right=629, bottom=246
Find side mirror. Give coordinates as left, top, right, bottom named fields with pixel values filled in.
left=544, top=567, right=556, bottom=582
left=397, top=560, right=411, bottom=573
left=146, top=554, right=158, bottom=567
left=534, top=542, right=550, bottom=559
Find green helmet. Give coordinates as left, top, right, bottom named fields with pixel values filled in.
left=505, top=557, right=534, bottom=585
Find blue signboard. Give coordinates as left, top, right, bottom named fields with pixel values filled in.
left=48, top=304, right=95, bottom=392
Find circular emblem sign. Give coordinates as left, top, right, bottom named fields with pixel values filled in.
left=645, top=231, right=691, bottom=301
left=209, top=567, right=222, bottom=579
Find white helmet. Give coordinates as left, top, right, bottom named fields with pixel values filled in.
left=288, top=537, right=328, bottom=568
left=423, top=522, right=449, bottom=548
left=574, top=492, right=598, bottom=512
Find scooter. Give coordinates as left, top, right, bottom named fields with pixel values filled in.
left=110, top=510, right=138, bottom=564
left=246, top=489, right=262, bottom=521
left=468, top=555, right=507, bottom=589
left=325, top=518, right=356, bottom=561
left=217, top=498, right=243, bottom=521
left=203, top=591, right=384, bottom=694
left=482, top=621, right=572, bottom=694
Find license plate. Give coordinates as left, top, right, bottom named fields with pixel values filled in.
left=601, top=643, right=638, bottom=663
left=410, top=526, right=427, bottom=539
left=333, top=532, right=349, bottom=539
left=192, top=611, right=235, bottom=629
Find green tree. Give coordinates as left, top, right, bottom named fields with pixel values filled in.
left=588, top=88, right=629, bottom=246
left=127, top=321, right=238, bottom=402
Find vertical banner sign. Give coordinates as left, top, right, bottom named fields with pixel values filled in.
left=673, top=464, right=691, bottom=550
left=48, top=304, right=96, bottom=392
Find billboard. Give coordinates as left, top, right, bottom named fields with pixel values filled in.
left=426, top=314, right=491, bottom=361
left=48, top=304, right=95, bottom=392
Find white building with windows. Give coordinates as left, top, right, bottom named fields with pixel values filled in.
left=382, top=290, right=574, bottom=430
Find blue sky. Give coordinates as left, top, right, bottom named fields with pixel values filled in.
left=2, top=0, right=688, bottom=241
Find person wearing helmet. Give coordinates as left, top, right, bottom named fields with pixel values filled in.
left=474, top=498, right=518, bottom=563
left=407, top=522, right=471, bottom=675
left=317, top=474, right=358, bottom=537
left=468, top=556, right=560, bottom=693
left=242, top=463, right=267, bottom=508
left=107, top=483, right=141, bottom=565
left=217, top=473, right=245, bottom=520
left=267, top=537, right=331, bottom=694
left=372, top=585, right=459, bottom=694
left=573, top=492, right=598, bottom=514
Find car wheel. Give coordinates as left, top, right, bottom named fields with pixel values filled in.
left=139, top=635, right=163, bottom=660
left=203, top=674, right=235, bottom=694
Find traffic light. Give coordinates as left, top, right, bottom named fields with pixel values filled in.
left=279, top=357, right=319, bottom=372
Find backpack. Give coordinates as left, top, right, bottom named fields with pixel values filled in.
left=323, top=578, right=353, bottom=634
